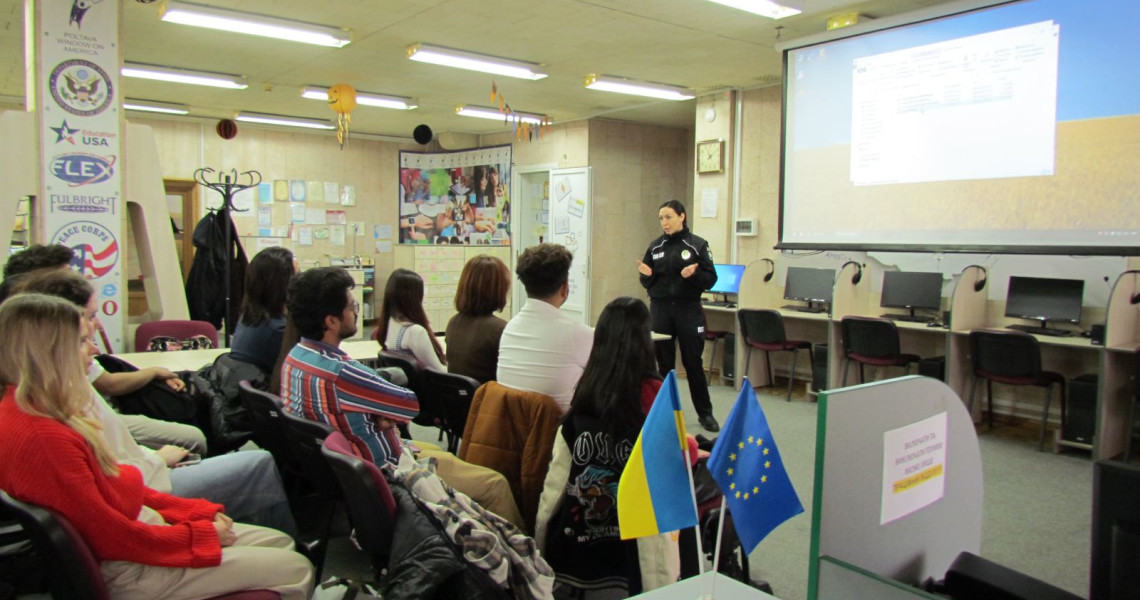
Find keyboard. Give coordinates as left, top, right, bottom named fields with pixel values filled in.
left=881, top=313, right=931, bottom=323
left=781, top=304, right=827, bottom=314
left=703, top=300, right=736, bottom=308
left=1006, top=324, right=1074, bottom=337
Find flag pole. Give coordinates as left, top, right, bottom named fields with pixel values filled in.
left=709, top=496, right=727, bottom=598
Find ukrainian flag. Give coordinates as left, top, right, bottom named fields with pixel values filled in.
left=618, top=371, right=698, bottom=540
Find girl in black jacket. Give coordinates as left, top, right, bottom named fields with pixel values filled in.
left=636, top=200, right=720, bottom=431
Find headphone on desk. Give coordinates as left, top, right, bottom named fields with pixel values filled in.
left=761, top=258, right=775, bottom=282
left=841, top=261, right=863, bottom=285
left=973, top=266, right=988, bottom=292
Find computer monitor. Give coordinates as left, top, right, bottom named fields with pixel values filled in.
left=1091, top=460, right=1140, bottom=600
left=880, top=271, right=944, bottom=322
left=784, top=267, right=835, bottom=311
left=1004, top=276, right=1084, bottom=329
left=709, top=264, right=745, bottom=295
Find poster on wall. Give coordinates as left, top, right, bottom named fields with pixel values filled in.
left=35, top=0, right=124, bottom=353
left=398, top=145, right=512, bottom=245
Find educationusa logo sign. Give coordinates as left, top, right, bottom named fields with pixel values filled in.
left=50, top=193, right=116, bottom=214
left=51, top=221, right=119, bottom=279
left=49, top=59, right=112, bottom=117
left=50, top=119, right=116, bottom=147
left=51, top=153, right=115, bottom=187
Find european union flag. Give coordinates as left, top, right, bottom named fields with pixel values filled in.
left=707, top=379, right=803, bottom=553
left=617, top=371, right=698, bottom=540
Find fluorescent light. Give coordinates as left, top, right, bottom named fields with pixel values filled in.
left=122, top=62, right=247, bottom=89
left=160, top=1, right=351, bottom=48
left=407, top=43, right=546, bottom=80
left=236, top=111, right=334, bottom=130
left=301, top=86, right=418, bottom=111
left=706, top=0, right=803, bottom=19
left=455, top=105, right=546, bottom=125
left=584, top=74, right=695, bottom=101
left=123, top=99, right=190, bottom=115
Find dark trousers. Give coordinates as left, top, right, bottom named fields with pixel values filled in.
left=651, top=299, right=713, bottom=417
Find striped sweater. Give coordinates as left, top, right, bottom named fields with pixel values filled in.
left=281, top=338, right=420, bottom=465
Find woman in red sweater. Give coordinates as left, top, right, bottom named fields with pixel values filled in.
left=0, top=294, right=313, bottom=600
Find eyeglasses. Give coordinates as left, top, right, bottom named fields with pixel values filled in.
left=349, top=300, right=360, bottom=314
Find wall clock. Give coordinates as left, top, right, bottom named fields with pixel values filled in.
left=697, top=139, right=724, bottom=174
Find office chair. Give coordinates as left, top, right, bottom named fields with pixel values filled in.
left=134, top=319, right=219, bottom=352
left=0, top=491, right=278, bottom=600
left=279, top=411, right=342, bottom=582
left=840, top=316, right=920, bottom=385
left=417, top=369, right=480, bottom=453
left=737, top=309, right=812, bottom=401
left=968, top=330, right=1066, bottom=451
left=321, top=432, right=397, bottom=583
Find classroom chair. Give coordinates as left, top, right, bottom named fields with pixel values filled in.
left=279, top=412, right=342, bottom=582
left=0, top=490, right=279, bottom=600
left=417, top=370, right=480, bottom=453
left=968, top=330, right=1066, bottom=452
left=840, top=316, right=920, bottom=385
left=321, top=432, right=396, bottom=585
left=737, top=309, right=812, bottom=401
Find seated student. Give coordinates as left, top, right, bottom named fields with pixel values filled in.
left=0, top=294, right=313, bottom=600
left=535, top=297, right=687, bottom=594
left=497, top=243, right=593, bottom=413
left=376, top=268, right=447, bottom=372
left=231, top=246, right=295, bottom=372
left=281, top=267, right=524, bottom=528
left=9, top=269, right=296, bottom=536
left=445, top=255, right=511, bottom=384
left=0, top=244, right=205, bottom=454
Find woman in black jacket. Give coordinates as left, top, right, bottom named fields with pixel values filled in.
left=636, top=200, right=720, bottom=432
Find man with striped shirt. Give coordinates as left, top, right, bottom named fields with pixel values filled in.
left=281, top=267, right=523, bottom=528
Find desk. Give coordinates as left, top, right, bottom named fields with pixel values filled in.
left=115, top=339, right=384, bottom=372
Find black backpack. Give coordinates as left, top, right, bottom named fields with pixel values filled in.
left=94, top=354, right=204, bottom=432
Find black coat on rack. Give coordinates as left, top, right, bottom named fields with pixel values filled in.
left=186, top=209, right=247, bottom=331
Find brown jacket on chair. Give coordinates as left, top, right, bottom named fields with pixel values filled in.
left=459, top=381, right=562, bottom=533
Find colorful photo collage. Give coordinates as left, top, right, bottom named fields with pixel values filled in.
left=398, top=146, right=512, bottom=246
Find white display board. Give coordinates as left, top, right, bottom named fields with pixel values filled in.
left=549, top=167, right=591, bottom=324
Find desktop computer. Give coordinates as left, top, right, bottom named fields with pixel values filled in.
left=1064, top=374, right=1097, bottom=445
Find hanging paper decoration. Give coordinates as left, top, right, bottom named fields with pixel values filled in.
left=490, top=81, right=553, bottom=143
left=327, top=83, right=357, bottom=149
left=215, top=118, right=238, bottom=140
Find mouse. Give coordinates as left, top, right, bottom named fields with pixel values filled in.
left=927, top=321, right=943, bottom=328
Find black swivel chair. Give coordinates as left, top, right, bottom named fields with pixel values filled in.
left=417, top=370, right=480, bottom=453
left=840, top=316, right=920, bottom=385
left=737, top=309, right=813, bottom=401
left=969, top=330, right=1066, bottom=452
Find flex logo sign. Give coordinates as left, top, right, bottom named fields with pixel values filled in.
left=51, top=153, right=115, bottom=187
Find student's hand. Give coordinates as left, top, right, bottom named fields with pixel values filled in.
left=152, top=368, right=186, bottom=392
left=681, top=263, right=698, bottom=278
left=156, top=445, right=190, bottom=468
left=213, top=514, right=237, bottom=547
left=637, top=260, right=653, bottom=277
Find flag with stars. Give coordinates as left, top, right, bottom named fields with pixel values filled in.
left=707, top=379, right=803, bottom=553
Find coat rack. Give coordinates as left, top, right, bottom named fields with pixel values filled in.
left=193, top=167, right=261, bottom=344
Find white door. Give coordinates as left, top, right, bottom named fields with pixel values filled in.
left=510, top=165, right=553, bottom=316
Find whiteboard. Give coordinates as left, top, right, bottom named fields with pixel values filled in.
left=550, top=167, right=591, bottom=324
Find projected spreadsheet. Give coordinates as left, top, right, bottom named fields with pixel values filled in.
left=850, top=21, right=1060, bottom=186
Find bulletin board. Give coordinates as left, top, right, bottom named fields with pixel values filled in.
left=549, top=167, right=591, bottom=324
left=398, top=145, right=512, bottom=246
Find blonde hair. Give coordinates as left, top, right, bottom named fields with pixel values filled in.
left=0, top=294, right=118, bottom=476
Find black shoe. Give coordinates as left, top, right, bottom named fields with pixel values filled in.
left=699, top=414, right=720, bottom=432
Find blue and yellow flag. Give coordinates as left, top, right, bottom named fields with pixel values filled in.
left=617, top=371, right=698, bottom=540
left=708, top=379, right=803, bottom=553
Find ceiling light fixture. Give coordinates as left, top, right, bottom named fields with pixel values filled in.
left=123, top=99, right=190, bottom=115
left=122, top=62, right=248, bottom=89
left=159, top=1, right=351, bottom=48
left=456, top=105, right=546, bottom=125
left=236, top=111, right=334, bottom=130
left=301, top=86, right=418, bottom=111
left=705, top=0, right=804, bottom=19
left=584, top=74, right=695, bottom=101
left=407, top=43, right=547, bottom=80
